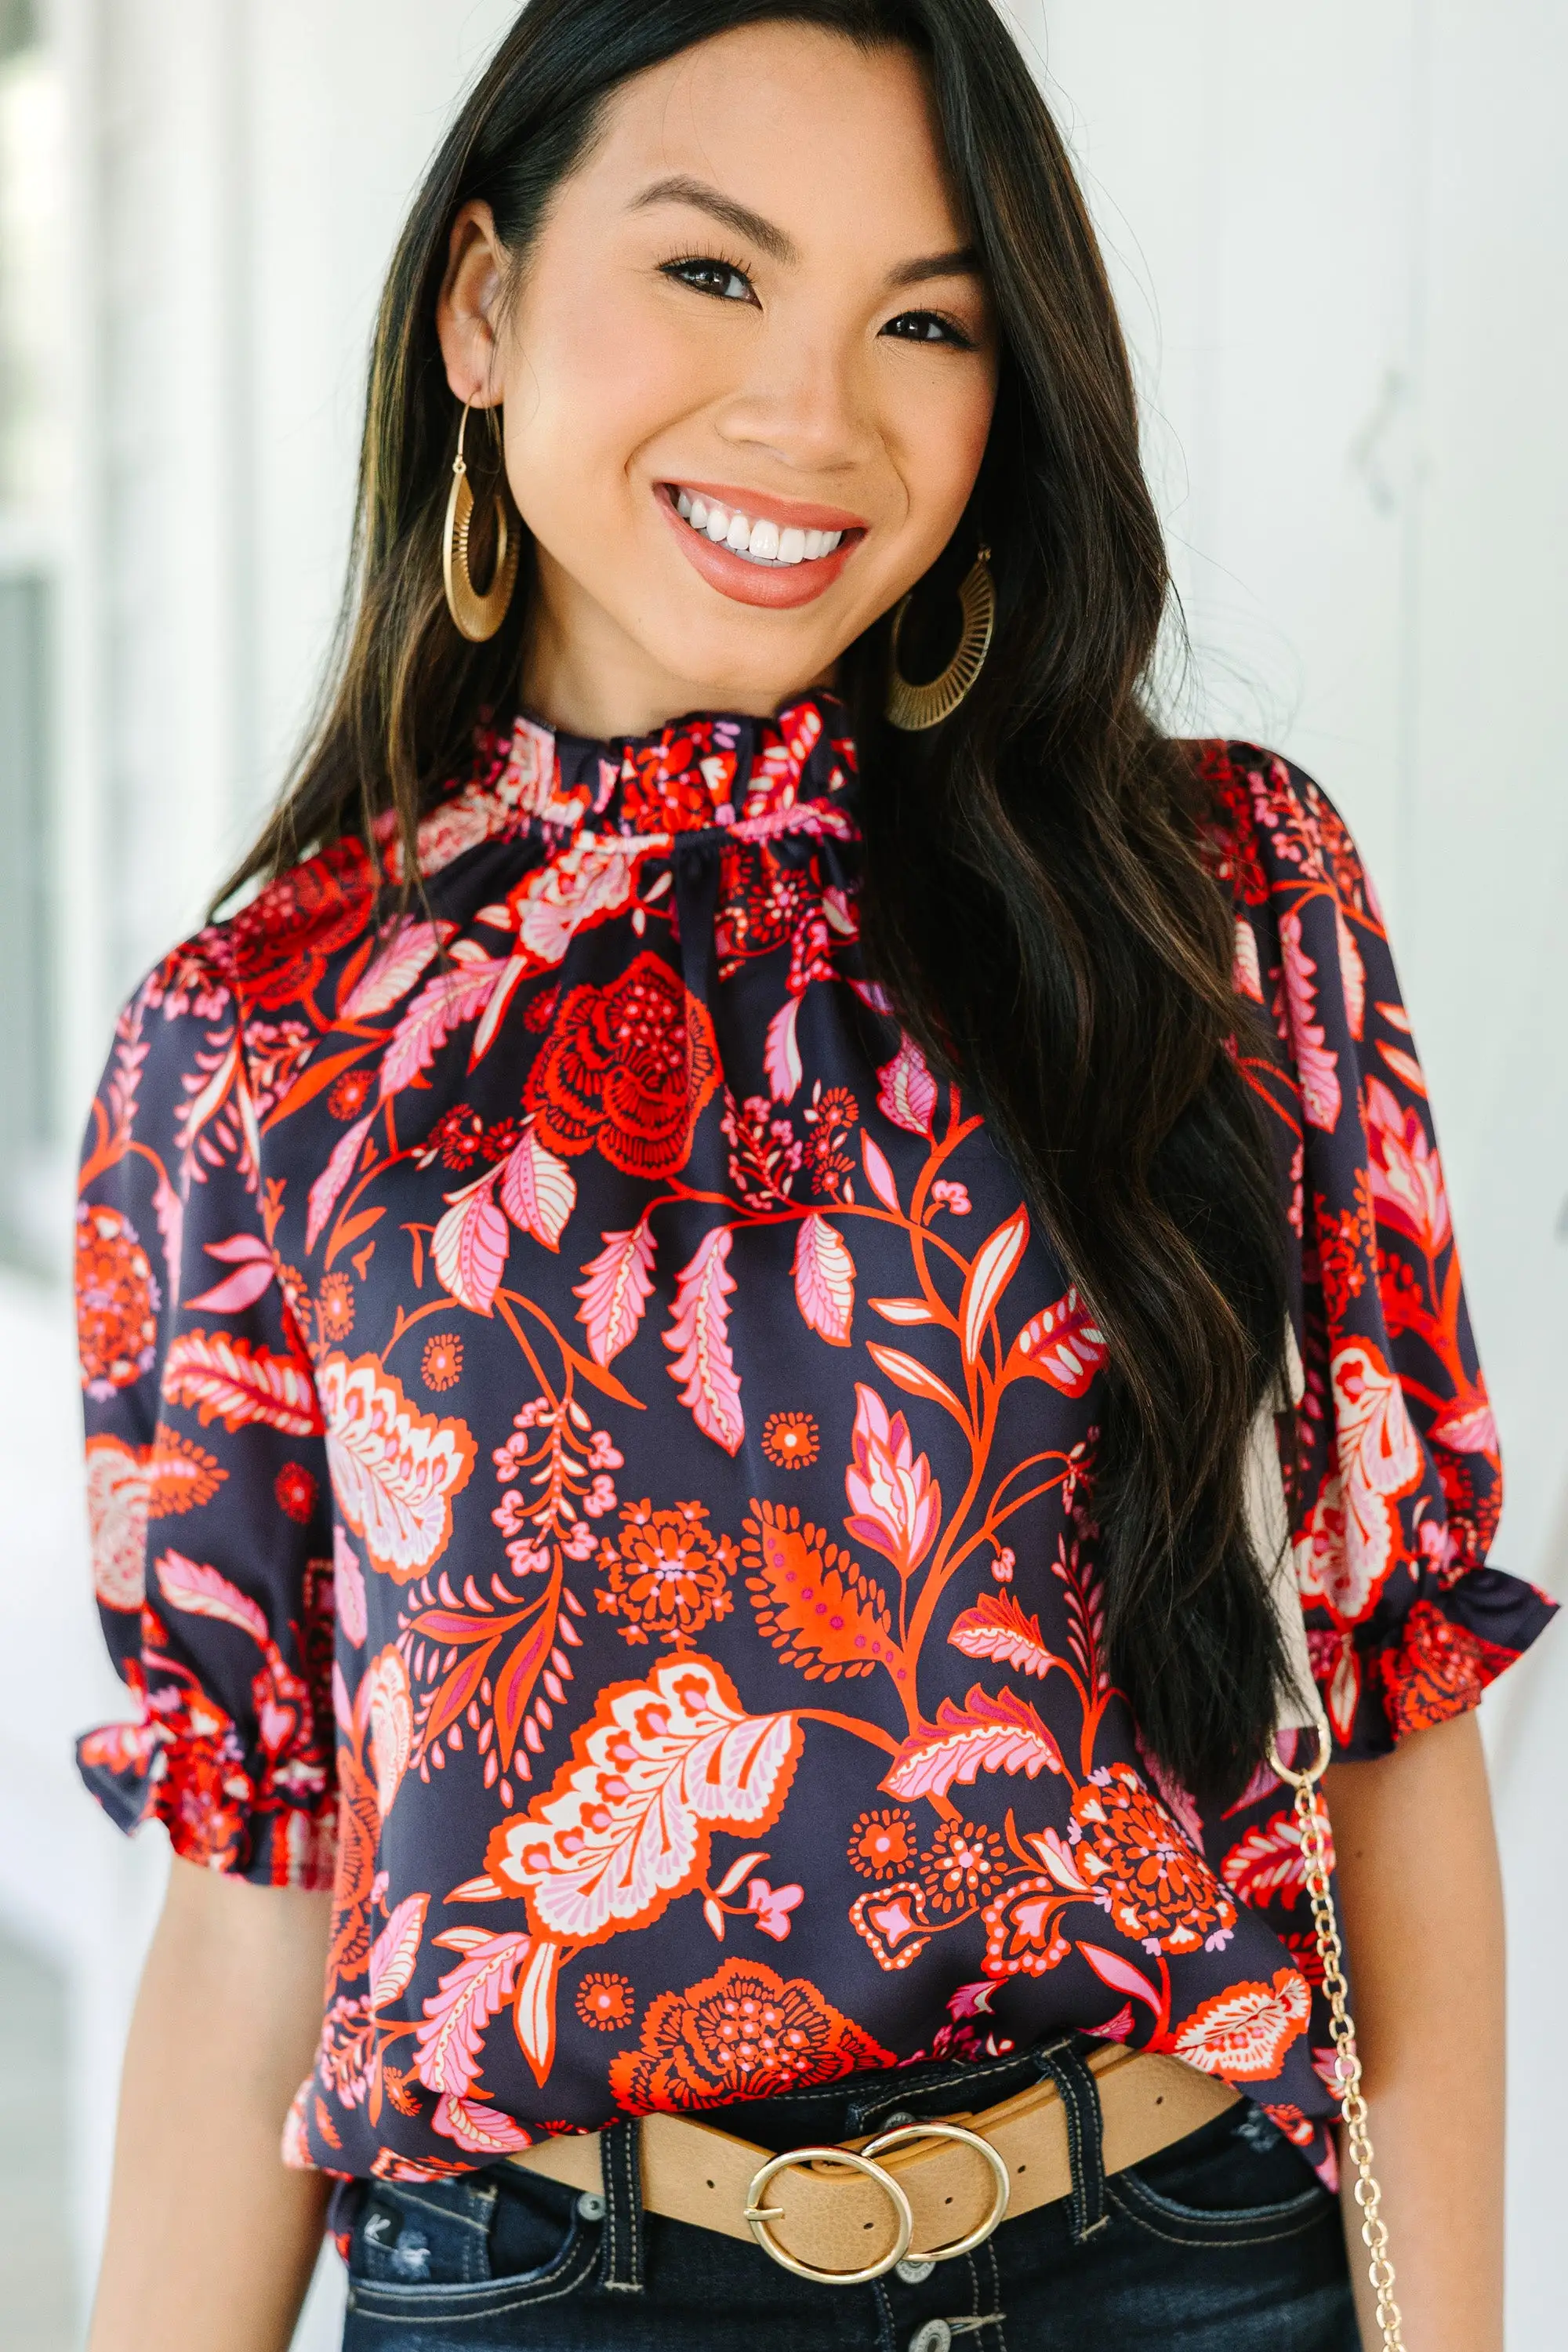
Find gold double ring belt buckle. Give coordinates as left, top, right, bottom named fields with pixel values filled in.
left=743, top=2119, right=1011, bottom=2285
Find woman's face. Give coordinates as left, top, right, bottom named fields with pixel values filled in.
left=437, top=22, right=999, bottom=736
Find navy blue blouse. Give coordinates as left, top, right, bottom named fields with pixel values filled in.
left=74, top=695, right=1552, bottom=2188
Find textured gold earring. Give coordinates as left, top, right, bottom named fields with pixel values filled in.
left=442, top=400, right=521, bottom=642
left=885, top=547, right=995, bottom=731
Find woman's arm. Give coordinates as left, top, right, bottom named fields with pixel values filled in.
left=1324, top=1708, right=1505, bottom=2352
left=88, top=1854, right=333, bottom=2352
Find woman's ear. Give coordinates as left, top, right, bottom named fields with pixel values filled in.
left=435, top=201, right=510, bottom=408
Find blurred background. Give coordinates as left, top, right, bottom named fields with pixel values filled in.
left=0, top=2, right=1563, bottom=2345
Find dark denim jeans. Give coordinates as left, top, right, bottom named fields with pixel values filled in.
left=341, top=2043, right=1357, bottom=2351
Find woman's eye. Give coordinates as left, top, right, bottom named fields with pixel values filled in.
left=662, top=257, right=755, bottom=304
left=882, top=309, right=974, bottom=349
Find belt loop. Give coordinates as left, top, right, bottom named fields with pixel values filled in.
left=596, top=2117, right=646, bottom=2294
left=1036, top=2045, right=1109, bottom=2245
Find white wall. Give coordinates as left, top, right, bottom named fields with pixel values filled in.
left=2, top=2, right=1561, bottom=2345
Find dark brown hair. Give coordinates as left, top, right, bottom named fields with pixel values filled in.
left=221, top=0, right=1291, bottom=1802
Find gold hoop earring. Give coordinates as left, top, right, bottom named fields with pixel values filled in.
left=885, top=547, right=994, bottom=731
left=442, top=400, right=521, bottom=642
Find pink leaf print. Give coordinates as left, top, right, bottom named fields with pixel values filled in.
left=485, top=1655, right=801, bottom=1944
left=368, top=1893, right=430, bottom=2008
left=868, top=1296, right=934, bottom=1326
left=512, top=1937, right=561, bottom=2086
left=1171, top=1969, right=1311, bottom=2080
left=876, top=1035, right=936, bottom=1137
left=793, top=1214, right=855, bottom=1346
left=431, top=2092, right=534, bottom=2155
left=317, top=1355, right=476, bottom=1581
left=413, top=1932, right=530, bottom=2097
left=664, top=1225, right=744, bottom=1454
left=1279, top=911, right=1341, bottom=1132
left=1221, top=1813, right=1313, bottom=1912
left=881, top=1685, right=1065, bottom=1802
left=334, top=1524, right=367, bottom=1646
left=85, top=1436, right=150, bottom=1612
left=959, top=1206, right=1030, bottom=1366
left=713, top=1849, right=770, bottom=1899
left=861, top=1131, right=900, bottom=1213
left=844, top=1381, right=940, bottom=1575
left=431, top=1174, right=510, bottom=1316
left=1232, top=918, right=1264, bottom=1004
left=864, top=1343, right=967, bottom=1424
left=161, top=1332, right=325, bottom=1437
left=1334, top=906, right=1366, bottom=1041
left=1377, top=1041, right=1428, bottom=1096
left=306, top=1112, right=375, bottom=1253
left=1011, top=1286, right=1107, bottom=1396
left=379, top=956, right=507, bottom=1099
left=764, top=996, right=803, bottom=1103
left=1430, top=1393, right=1498, bottom=1455
left=575, top=1224, right=656, bottom=1367
left=154, top=1550, right=270, bottom=1649
left=949, top=1592, right=1061, bottom=1679
left=186, top=1231, right=276, bottom=1314
left=499, top=1126, right=576, bottom=1252
left=342, top=920, right=457, bottom=1020
left=1077, top=1944, right=1162, bottom=2015
left=1027, top=1826, right=1088, bottom=1893
left=1363, top=1078, right=1450, bottom=1257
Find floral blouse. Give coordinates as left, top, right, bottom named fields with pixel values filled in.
left=75, top=695, right=1552, bottom=2190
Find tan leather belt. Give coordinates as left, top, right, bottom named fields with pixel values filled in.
left=509, top=2045, right=1238, bottom=2285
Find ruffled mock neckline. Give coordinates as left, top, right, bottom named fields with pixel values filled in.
left=384, top=691, right=855, bottom=884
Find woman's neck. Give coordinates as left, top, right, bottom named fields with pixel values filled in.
left=519, top=553, right=830, bottom=739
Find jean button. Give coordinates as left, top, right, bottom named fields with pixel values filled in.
left=909, top=2324, right=953, bottom=2352
left=895, top=2256, right=936, bottom=2284
left=576, top=2190, right=606, bottom=2220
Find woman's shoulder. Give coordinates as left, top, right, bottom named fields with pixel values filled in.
left=1185, top=738, right=1383, bottom=927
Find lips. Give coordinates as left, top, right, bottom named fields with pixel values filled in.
left=658, top=482, right=865, bottom=610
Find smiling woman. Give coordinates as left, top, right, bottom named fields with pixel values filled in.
left=75, top=5, right=1548, bottom=2352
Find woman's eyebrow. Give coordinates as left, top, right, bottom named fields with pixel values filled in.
left=629, top=176, right=980, bottom=292
left=630, top=175, right=799, bottom=263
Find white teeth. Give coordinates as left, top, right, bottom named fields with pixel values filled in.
left=672, top=488, right=848, bottom=566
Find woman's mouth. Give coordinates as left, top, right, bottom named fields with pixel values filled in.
left=672, top=488, right=845, bottom=567
left=657, top=481, right=865, bottom=609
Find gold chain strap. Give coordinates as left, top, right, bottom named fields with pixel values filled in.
left=1270, top=1722, right=1405, bottom=2351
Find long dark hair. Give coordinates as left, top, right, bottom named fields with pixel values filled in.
left=221, top=0, right=1292, bottom=1803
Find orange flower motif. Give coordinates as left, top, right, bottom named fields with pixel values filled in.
left=317, top=1271, right=356, bottom=1345
left=596, top=1500, right=736, bottom=1646
left=919, top=1819, right=1007, bottom=1915
left=420, top=1333, right=463, bottom=1392
left=846, top=1807, right=916, bottom=1878
left=575, top=1973, right=636, bottom=2033
left=607, top=1956, right=894, bottom=2113
left=1070, top=1762, right=1237, bottom=1956
left=761, top=1410, right=819, bottom=1469
left=76, top=1203, right=160, bottom=1398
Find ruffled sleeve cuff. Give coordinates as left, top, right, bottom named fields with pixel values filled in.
left=1311, top=1566, right=1557, bottom=1756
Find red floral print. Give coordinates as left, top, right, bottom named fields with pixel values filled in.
left=524, top=953, right=720, bottom=1180
left=607, top=1956, right=895, bottom=2112
left=76, top=1203, right=160, bottom=1398
left=73, top=704, right=1550, bottom=2190
left=1069, top=1765, right=1238, bottom=1956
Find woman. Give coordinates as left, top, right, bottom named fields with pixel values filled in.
left=76, top=5, right=1552, bottom=2348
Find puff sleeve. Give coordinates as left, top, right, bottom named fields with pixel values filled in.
left=74, top=943, right=337, bottom=1886
left=1212, top=744, right=1556, bottom=1759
